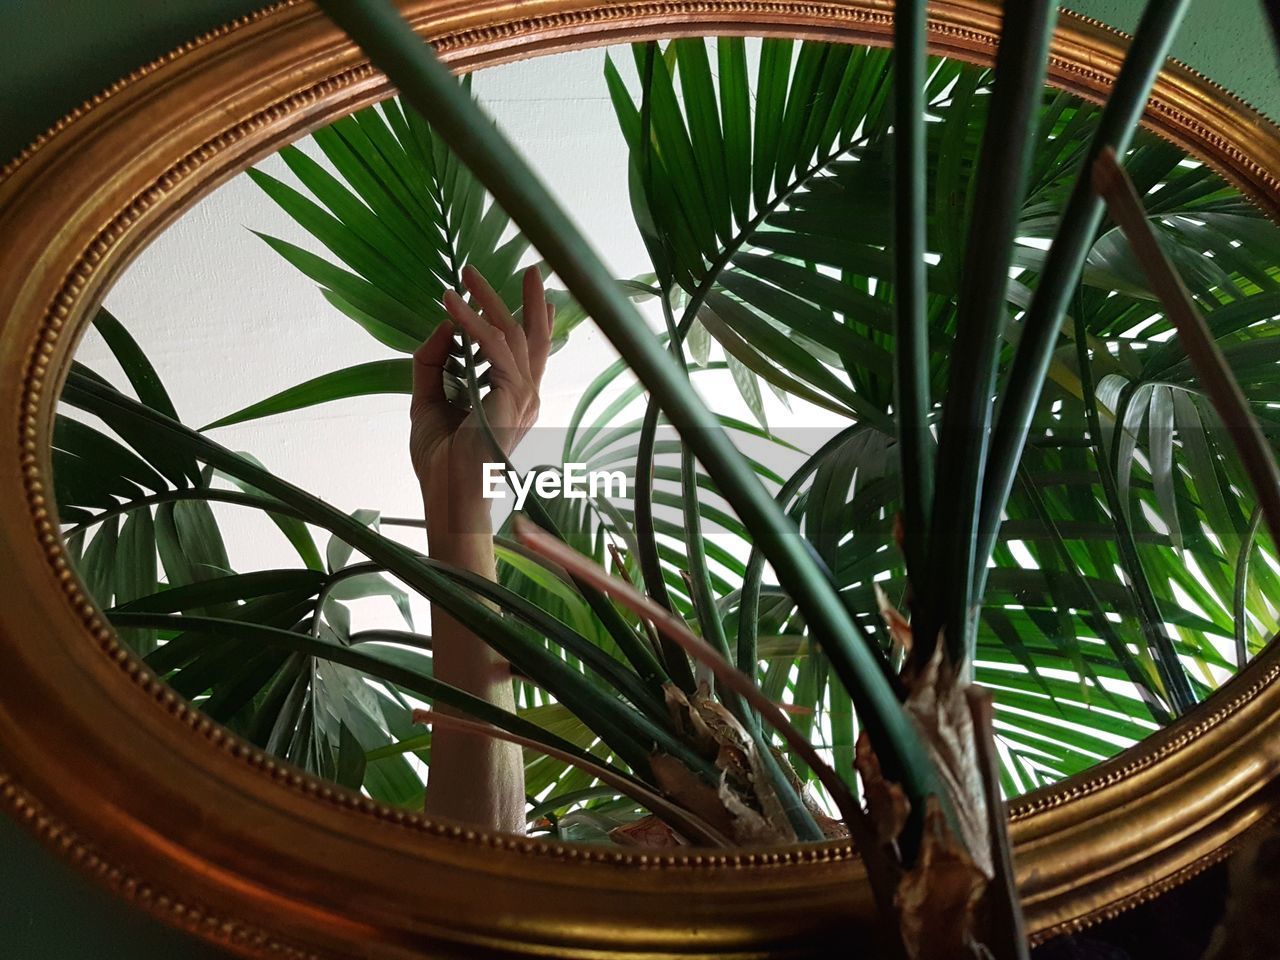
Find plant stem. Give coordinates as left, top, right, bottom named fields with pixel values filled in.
left=64, top=487, right=308, bottom=536
left=921, top=0, right=1057, bottom=669
left=977, top=0, right=1192, bottom=590
left=891, top=0, right=934, bottom=607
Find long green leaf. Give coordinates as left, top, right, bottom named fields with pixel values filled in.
left=203, top=359, right=412, bottom=430
left=922, top=0, right=1056, bottom=666
left=109, top=611, right=630, bottom=779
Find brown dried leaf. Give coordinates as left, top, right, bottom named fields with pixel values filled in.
left=660, top=689, right=815, bottom=844
left=742, top=756, right=797, bottom=843
left=663, top=682, right=727, bottom=760
left=701, top=697, right=800, bottom=844
left=717, top=774, right=779, bottom=844
left=695, top=696, right=747, bottom=747
left=698, top=699, right=754, bottom=787
left=714, top=742, right=753, bottom=792
left=738, top=752, right=799, bottom=845
left=609, top=815, right=687, bottom=847
left=649, top=753, right=737, bottom=838
left=663, top=683, right=695, bottom=740
left=810, top=806, right=852, bottom=840
left=896, top=798, right=992, bottom=960
left=875, top=583, right=914, bottom=662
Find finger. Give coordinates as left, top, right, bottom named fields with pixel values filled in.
left=521, top=265, right=547, bottom=329
left=461, top=264, right=517, bottom=329
left=463, top=264, right=530, bottom=378
left=524, top=268, right=551, bottom=383
left=411, top=321, right=453, bottom=414
left=444, top=289, right=523, bottom=389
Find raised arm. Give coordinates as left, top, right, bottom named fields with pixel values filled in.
left=410, top=264, right=553, bottom=834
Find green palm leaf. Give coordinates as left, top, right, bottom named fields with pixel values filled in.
left=230, top=91, right=582, bottom=425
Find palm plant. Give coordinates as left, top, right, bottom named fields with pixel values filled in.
left=53, top=0, right=1280, bottom=954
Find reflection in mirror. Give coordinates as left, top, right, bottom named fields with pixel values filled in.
left=55, top=38, right=1280, bottom=850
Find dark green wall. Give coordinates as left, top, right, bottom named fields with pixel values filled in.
left=1068, top=0, right=1277, bottom=118
left=0, top=816, right=233, bottom=959
left=0, top=1, right=263, bottom=162
left=1, top=0, right=1274, bottom=163
left=0, top=1, right=1274, bottom=956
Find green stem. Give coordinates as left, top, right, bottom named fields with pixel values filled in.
left=680, top=446, right=734, bottom=673
left=921, top=0, right=1057, bottom=669
left=891, top=0, right=934, bottom=610
left=630, top=290, right=698, bottom=690
left=627, top=43, right=685, bottom=632
left=64, top=487, right=307, bottom=537
left=977, top=0, right=1192, bottom=589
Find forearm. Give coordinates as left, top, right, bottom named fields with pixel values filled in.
left=410, top=264, right=551, bottom=834
left=422, top=486, right=525, bottom=834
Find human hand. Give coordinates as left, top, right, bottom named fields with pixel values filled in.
left=411, top=264, right=554, bottom=519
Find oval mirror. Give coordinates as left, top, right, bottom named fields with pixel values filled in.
left=1, top=2, right=1278, bottom=957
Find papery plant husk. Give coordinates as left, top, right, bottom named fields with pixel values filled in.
left=642, top=682, right=846, bottom=847
left=854, top=599, right=1009, bottom=960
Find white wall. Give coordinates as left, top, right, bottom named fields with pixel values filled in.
left=84, top=49, right=636, bottom=563
left=75, top=45, right=811, bottom=631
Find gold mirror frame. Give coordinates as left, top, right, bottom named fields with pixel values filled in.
left=1, top=1, right=1278, bottom=956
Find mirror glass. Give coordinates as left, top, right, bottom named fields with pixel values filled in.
left=54, top=38, right=1280, bottom=847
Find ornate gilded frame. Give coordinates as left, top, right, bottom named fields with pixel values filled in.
left=1, top=1, right=1277, bottom=957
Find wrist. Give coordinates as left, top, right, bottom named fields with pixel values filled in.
left=423, top=481, right=493, bottom=541
left=421, top=480, right=499, bottom=582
